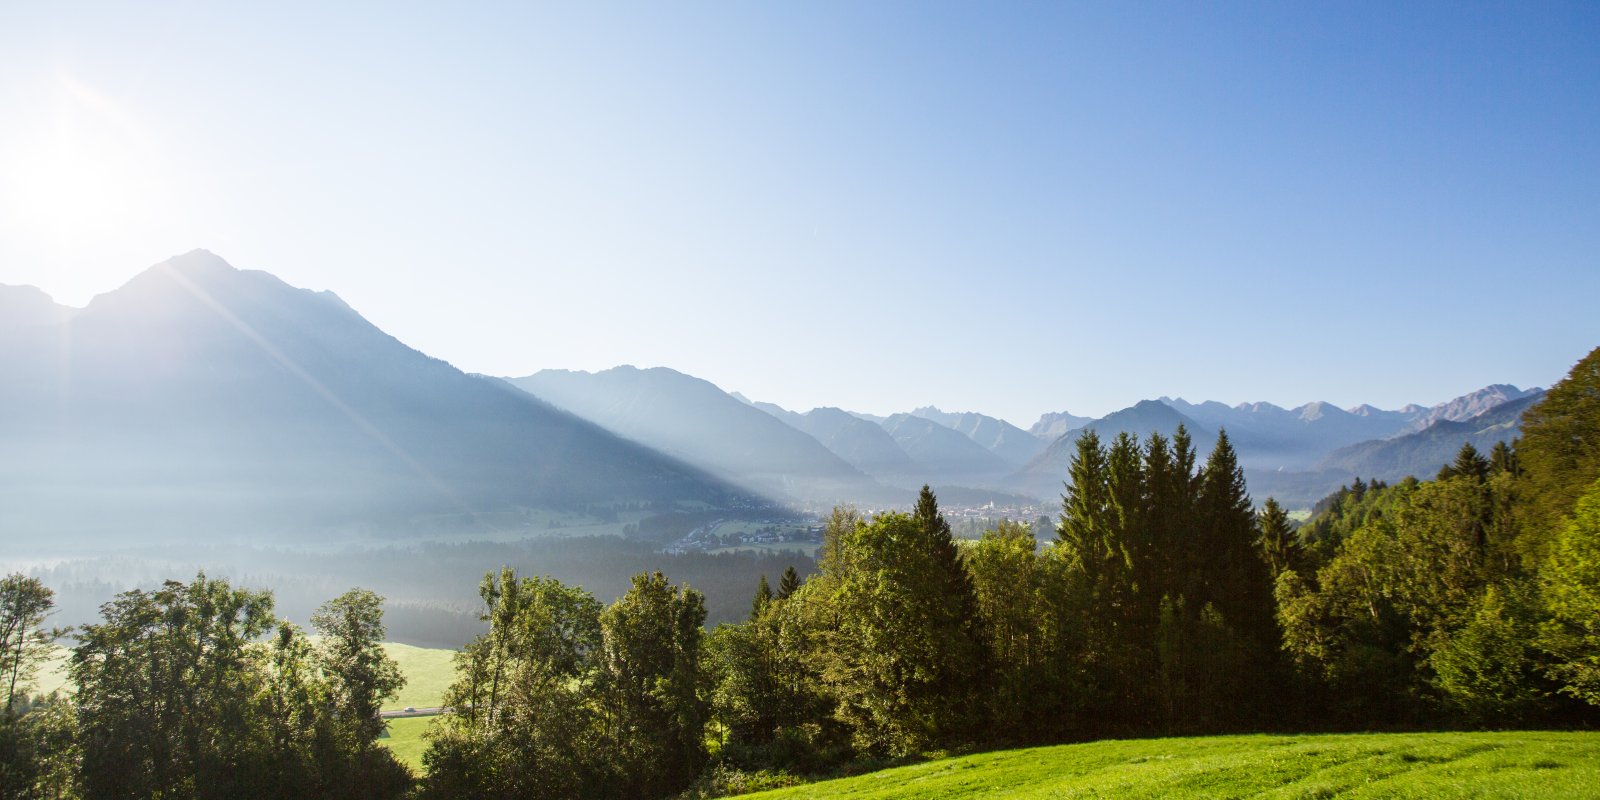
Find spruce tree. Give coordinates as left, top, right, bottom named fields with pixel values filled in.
left=1138, top=432, right=1182, bottom=627
left=1057, top=431, right=1148, bottom=730
left=776, top=566, right=802, bottom=600
left=1490, top=440, right=1521, bottom=477
left=1256, top=497, right=1297, bottom=577
left=751, top=574, right=774, bottom=621
left=1196, top=429, right=1260, bottom=616
left=1195, top=429, right=1278, bottom=724
left=1058, top=431, right=1118, bottom=594
left=1440, top=442, right=1491, bottom=482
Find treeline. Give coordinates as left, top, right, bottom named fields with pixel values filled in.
left=2, top=578, right=412, bottom=799
left=4, top=346, right=1598, bottom=799
left=27, top=534, right=817, bottom=650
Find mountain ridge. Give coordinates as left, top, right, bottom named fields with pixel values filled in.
left=0, top=252, right=751, bottom=544
left=508, top=366, right=891, bottom=504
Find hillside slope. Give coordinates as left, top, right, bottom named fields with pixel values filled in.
left=743, top=732, right=1600, bottom=799
left=754, top=403, right=918, bottom=479
left=880, top=413, right=1012, bottom=486
left=909, top=407, right=1046, bottom=467
left=509, top=367, right=887, bottom=503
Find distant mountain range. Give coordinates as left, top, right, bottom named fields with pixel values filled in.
left=1315, top=393, right=1544, bottom=480
left=1397, top=384, right=1543, bottom=434
left=0, top=252, right=749, bottom=546
left=0, top=251, right=1556, bottom=544
left=532, top=371, right=1547, bottom=509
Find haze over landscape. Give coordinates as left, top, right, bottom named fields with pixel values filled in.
left=3, top=4, right=1600, bottom=800
left=3, top=3, right=1596, bottom=424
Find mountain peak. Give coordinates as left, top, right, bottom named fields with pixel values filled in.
left=1296, top=401, right=1350, bottom=422
left=161, top=248, right=235, bottom=277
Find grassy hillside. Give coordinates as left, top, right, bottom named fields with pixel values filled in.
left=741, top=732, right=1600, bottom=799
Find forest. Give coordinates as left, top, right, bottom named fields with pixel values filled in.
left=3, top=347, right=1598, bottom=799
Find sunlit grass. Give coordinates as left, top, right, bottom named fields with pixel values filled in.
left=31, top=645, right=72, bottom=697
left=741, top=731, right=1600, bottom=799
left=33, top=642, right=454, bottom=709
left=380, top=715, right=437, bottom=773
left=382, top=642, right=457, bottom=711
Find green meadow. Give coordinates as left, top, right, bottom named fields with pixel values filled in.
left=379, top=716, right=437, bottom=773
left=380, top=642, right=457, bottom=712
left=739, top=732, right=1600, bottom=799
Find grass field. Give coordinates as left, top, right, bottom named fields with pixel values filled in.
left=381, top=642, right=457, bottom=711
left=32, top=641, right=458, bottom=711
left=375, top=642, right=457, bottom=773
left=32, top=646, right=71, bottom=697
left=707, top=542, right=819, bottom=558
left=741, top=731, right=1600, bottom=799
left=380, top=716, right=437, bottom=772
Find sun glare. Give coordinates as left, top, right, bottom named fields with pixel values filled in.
left=0, top=76, right=169, bottom=249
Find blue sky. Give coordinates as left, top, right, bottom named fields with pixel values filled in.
left=1, top=2, right=1596, bottom=425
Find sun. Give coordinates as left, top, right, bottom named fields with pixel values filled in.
left=0, top=76, right=168, bottom=249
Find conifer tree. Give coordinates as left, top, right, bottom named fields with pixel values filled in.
left=1491, top=440, right=1521, bottom=477
left=1137, top=433, right=1182, bottom=627
left=1256, top=497, right=1297, bottom=578
left=1196, top=429, right=1265, bottom=625
left=1058, top=431, right=1117, bottom=596
left=1440, top=442, right=1491, bottom=482
left=776, top=566, right=802, bottom=600
left=750, top=575, right=773, bottom=621
left=1193, top=429, right=1277, bottom=725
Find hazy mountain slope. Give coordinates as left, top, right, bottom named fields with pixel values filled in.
left=750, top=400, right=805, bottom=428
left=1029, top=410, right=1094, bottom=441
left=509, top=367, right=882, bottom=503
left=0, top=251, right=745, bottom=545
left=0, top=284, right=76, bottom=329
left=879, top=413, right=1011, bottom=484
left=1315, top=392, right=1545, bottom=481
left=910, top=407, right=1046, bottom=467
left=1011, top=401, right=1212, bottom=497
left=847, top=410, right=888, bottom=425
left=753, top=404, right=918, bottom=477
